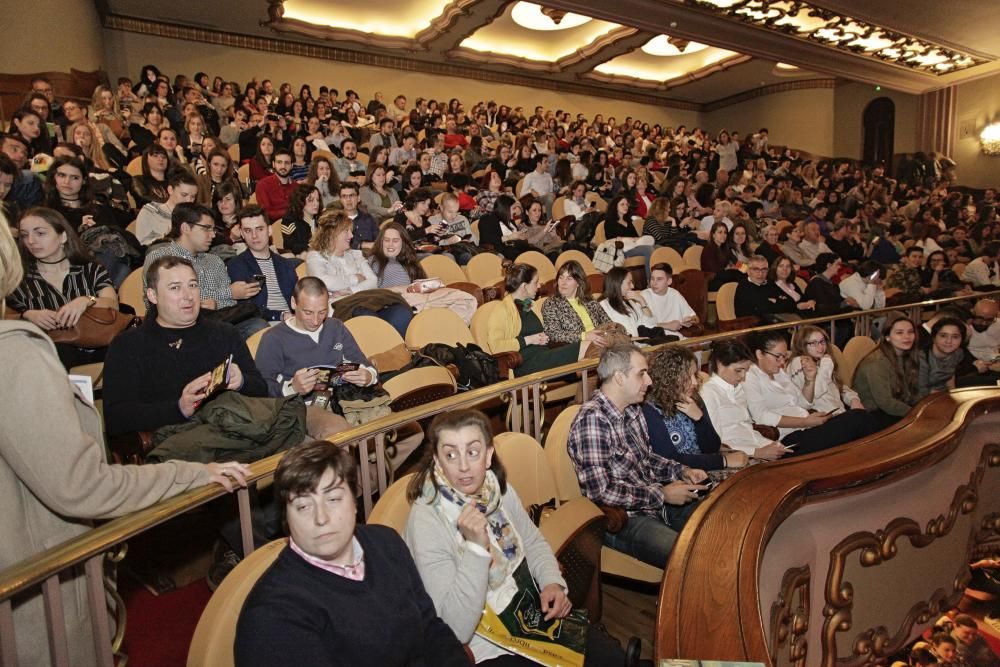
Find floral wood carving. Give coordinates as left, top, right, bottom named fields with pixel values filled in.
left=820, top=443, right=1000, bottom=667
left=770, top=565, right=810, bottom=667
left=674, top=0, right=990, bottom=75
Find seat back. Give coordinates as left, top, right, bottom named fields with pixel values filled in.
left=493, top=432, right=559, bottom=510
left=840, top=335, right=877, bottom=386
left=952, top=262, right=967, bottom=280
left=125, top=156, right=143, bottom=177
left=270, top=221, right=283, bottom=249
left=584, top=192, right=607, bottom=213
left=471, top=220, right=480, bottom=245
left=554, top=249, right=598, bottom=276
left=470, top=300, right=503, bottom=353
left=345, top=315, right=406, bottom=359
left=672, top=269, right=708, bottom=324
left=515, top=177, right=526, bottom=198
left=187, top=539, right=286, bottom=667
left=514, top=250, right=556, bottom=286
left=465, top=253, right=504, bottom=287
left=543, top=405, right=583, bottom=502
left=537, top=498, right=606, bottom=622
left=237, top=163, right=250, bottom=189
left=651, top=246, right=686, bottom=273
left=367, top=473, right=416, bottom=536
left=245, top=327, right=271, bottom=360
left=382, top=366, right=457, bottom=411
left=405, top=307, right=475, bottom=348
left=552, top=196, right=568, bottom=219
left=227, top=144, right=240, bottom=162
left=295, top=262, right=307, bottom=279
left=682, top=245, right=703, bottom=270
left=716, top=281, right=740, bottom=321
left=118, top=267, right=147, bottom=317
left=592, top=222, right=606, bottom=246
left=420, top=254, right=468, bottom=285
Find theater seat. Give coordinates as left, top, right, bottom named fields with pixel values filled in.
left=187, top=539, right=286, bottom=667
left=367, top=473, right=416, bottom=536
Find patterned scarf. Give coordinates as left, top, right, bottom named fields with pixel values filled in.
left=424, top=466, right=522, bottom=593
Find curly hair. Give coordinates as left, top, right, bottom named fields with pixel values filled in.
left=647, top=347, right=700, bottom=417
left=309, top=210, right=352, bottom=255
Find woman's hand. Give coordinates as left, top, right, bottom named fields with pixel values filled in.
left=584, top=330, right=606, bottom=347
left=205, top=461, right=252, bottom=492
left=803, top=411, right=831, bottom=428
left=23, top=309, right=60, bottom=330
left=798, top=356, right=818, bottom=382
left=539, top=584, right=572, bottom=621
left=55, top=297, right=92, bottom=328
left=797, top=299, right=816, bottom=310
left=675, top=397, right=702, bottom=421
left=755, top=441, right=790, bottom=460
left=80, top=215, right=97, bottom=230
left=456, top=503, right=490, bottom=550
left=849, top=398, right=865, bottom=410
left=526, top=332, right=549, bottom=346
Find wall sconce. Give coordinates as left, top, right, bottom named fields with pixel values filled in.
left=982, top=123, right=1000, bottom=156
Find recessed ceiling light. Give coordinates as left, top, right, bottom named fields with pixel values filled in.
left=775, top=62, right=799, bottom=70
left=510, top=2, right=592, bottom=31
left=641, top=35, right=709, bottom=57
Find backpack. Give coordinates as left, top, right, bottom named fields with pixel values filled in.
left=419, top=342, right=500, bottom=390
left=568, top=211, right=602, bottom=245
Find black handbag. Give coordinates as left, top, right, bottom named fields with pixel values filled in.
left=202, top=302, right=263, bottom=325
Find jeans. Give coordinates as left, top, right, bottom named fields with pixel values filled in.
left=234, top=317, right=270, bottom=340
left=603, top=513, right=677, bottom=569
left=623, top=244, right=653, bottom=279
left=355, top=303, right=413, bottom=338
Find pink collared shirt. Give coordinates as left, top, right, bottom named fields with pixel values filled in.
left=289, top=537, right=366, bottom=581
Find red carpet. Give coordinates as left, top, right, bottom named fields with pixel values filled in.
left=119, top=574, right=212, bottom=667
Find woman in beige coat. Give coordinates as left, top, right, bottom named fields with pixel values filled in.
left=0, top=214, right=251, bottom=666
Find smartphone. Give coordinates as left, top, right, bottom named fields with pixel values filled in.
left=694, top=481, right=718, bottom=497
left=252, top=273, right=266, bottom=284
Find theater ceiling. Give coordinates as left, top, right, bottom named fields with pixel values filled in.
left=100, top=0, right=1000, bottom=109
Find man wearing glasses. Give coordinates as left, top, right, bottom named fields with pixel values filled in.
left=144, top=203, right=268, bottom=338
left=734, top=255, right=813, bottom=323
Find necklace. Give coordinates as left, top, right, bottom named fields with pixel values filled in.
left=37, top=256, right=68, bottom=265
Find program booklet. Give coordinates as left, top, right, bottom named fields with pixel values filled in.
left=477, top=560, right=588, bottom=667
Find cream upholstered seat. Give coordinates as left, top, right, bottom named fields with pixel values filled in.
left=465, top=253, right=504, bottom=288
left=118, top=267, right=147, bottom=318
left=650, top=246, right=686, bottom=272
left=839, top=335, right=877, bottom=386
left=404, top=307, right=475, bottom=349
left=420, top=254, right=467, bottom=285
left=367, top=473, right=416, bottom=536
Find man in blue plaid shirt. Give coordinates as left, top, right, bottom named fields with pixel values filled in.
left=568, top=343, right=708, bottom=568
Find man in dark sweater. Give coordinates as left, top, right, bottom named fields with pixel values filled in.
left=235, top=442, right=468, bottom=667
left=734, top=255, right=811, bottom=323
left=103, top=256, right=267, bottom=435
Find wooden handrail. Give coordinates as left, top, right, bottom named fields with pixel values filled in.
left=656, top=388, right=1000, bottom=665
left=0, top=289, right=997, bottom=602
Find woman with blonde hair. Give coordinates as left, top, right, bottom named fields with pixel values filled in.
left=67, top=121, right=113, bottom=172
left=787, top=325, right=864, bottom=414
left=90, top=84, right=127, bottom=142
left=0, top=213, right=250, bottom=666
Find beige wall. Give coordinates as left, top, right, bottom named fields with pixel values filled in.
left=101, top=30, right=701, bottom=128
left=953, top=72, right=1000, bottom=189
left=831, top=82, right=919, bottom=159
left=704, top=87, right=836, bottom=157
left=3, top=0, right=104, bottom=73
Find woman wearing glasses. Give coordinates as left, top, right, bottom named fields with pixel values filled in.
left=787, top=326, right=864, bottom=414
left=743, top=330, right=877, bottom=455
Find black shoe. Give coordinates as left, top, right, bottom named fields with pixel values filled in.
left=625, top=637, right=641, bottom=667
left=207, top=543, right=242, bottom=592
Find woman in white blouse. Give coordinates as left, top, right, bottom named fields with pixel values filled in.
left=743, top=330, right=877, bottom=455
left=787, top=325, right=865, bottom=414
left=599, top=266, right=658, bottom=338
left=305, top=212, right=413, bottom=335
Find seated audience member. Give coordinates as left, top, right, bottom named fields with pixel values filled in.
left=797, top=221, right=834, bottom=267
left=824, top=220, right=866, bottom=264
left=7, top=207, right=119, bottom=370
left=226, top=206, right=296, bottom=323
left=360, top=163, right=402, bottom=223
left=367, top=222, right=477, bottom=323
left=235, top=441, right=468, bottom=667
left=642, top=347, right=748, bottom=471
left=568, top=343, right=709, bottom=568
left=132, top=144, right=171, bottom=207
left=931, top=633, right=959, bottom=667
left=885, top=246, right=929, bottom=304
left=917, top=316, right=977, bottom=393
left=804, top=253, right=854, bottom=315
left=426, top=192, right=476, bottom=264
left=144, top=203, right=270, bottom=338
left=1, top=133, right=43, bottom=211
left=255, top=148, right=296, bottom=222
left=488, top=263, right=586, bottom=375
left=305, top=212, right=412, bottom=336
left=961, top=242, right=1000, bottom=290
left=339, top=182, right=379, bottom=251
left=641, top=262, right=699, bottom=337
left=599, top=266, right=659, bottom=339
left=922, top=250, right=967, bottom=296
left=770, top=255, right=815, bottom=313
left=701, top=222, right=743, bottom=290
left=333, top=139, right=367, bottom=184
left=967, top=298, right=1000, bottom=371
left=135, top=168, right=200, bottom=246
left=780, top=223, right=812, bottom=268
left=521, top=154, right=555, bottom=213
left=196, top=148, right=238, bottom=206
left=951, top=614, right=1000, bottom=667
left=477, top=195, right=533, bottom=260
left=734, top=255, right=811, bottom=323
left=519, top=196, right=564, bottom=256
left=697, top=200, right=733, bottom=234
left=743, top=330, right=876, bottom=454
left=853, top=315, right=926, bottom=426
left=787, top=325, right=865, bottom=414
left=254, top=277, right=382, bottom=441
left=755, top=225, right=784, bottom=266
left=838, top=260, right=887, bottom=310
left=699, top=339, right=790, bottom=460
left=103, top=255, right=268, bottom=436
left=542, top=259, right=611, bottom=346
left=306, top=156, right=340, bottom=208
left=868, top=222, right=904, bottom=266
left=0, top=218, right=250, bottom=667
left=604, top=196, right=654, bottom=277
left=405, top=410, right=628, bottom=666
left=280, top=184, right=321, bottom=256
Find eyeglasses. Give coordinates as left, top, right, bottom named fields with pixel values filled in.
left=805, top=339, right=828, bottom=347
left=191, top=223, right=216, bottom=232
left=763, top=350, right=789, bottom=361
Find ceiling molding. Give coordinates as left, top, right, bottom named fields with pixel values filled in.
left=101, top=13, right=703, bottom=110
left=702, top=77, right=838, bottom=112
left=584, top=53, right=751, bottom=91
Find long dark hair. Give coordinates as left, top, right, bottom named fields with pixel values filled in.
left=406, top=409, right=507, bottom=503
left=601, top=266, right=635, bottom=317
left=44, top=156, right=94, bottom=207
left=286, top=184, right=319, bottom=221
left=865, top=315, right=921, bottom=401
left=18, top=206, right=94, bottom=270
left=370, top=222, right=426, bottom=281
left=493, top=194, right=519, bottom=225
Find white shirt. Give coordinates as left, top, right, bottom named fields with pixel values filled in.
left=838, top=273, right=886, bottom=310
left=699, top=374, right=770, bottom=453
left=523, top=170, right=554, bottom=197
left=785, top=355, right=859, bottom=415
left=963, top=257, right=1000, bottom=287
left=968, top=320, right=1000, bottom=361
left=743, top=365, right=810, bottom=440
left=698, top=215, right=733, bottom=233
left=304, top=249, right=377, bottom=297
left=640, top=287, right=694, bottom=337
left=599, top=299, right=656, bottom=338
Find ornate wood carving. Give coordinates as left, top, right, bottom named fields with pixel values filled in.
left=770, top=565, right=810, bottom=667
left=820, top=442, right=1000, bottom=667
left=673, top=0, right=990, bottom=75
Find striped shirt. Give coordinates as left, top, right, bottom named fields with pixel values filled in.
left=255, top=255, right=290, bottom=313
left=7, top=262, right=111, bottom=313
left=370, top=257, right=412, bottom=288
left=143, top=241, right=235, bottom=308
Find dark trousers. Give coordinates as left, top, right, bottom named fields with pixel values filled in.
left=355, top=303, right=413, bottom=338
left=783, top=408, right=880, bottom=455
